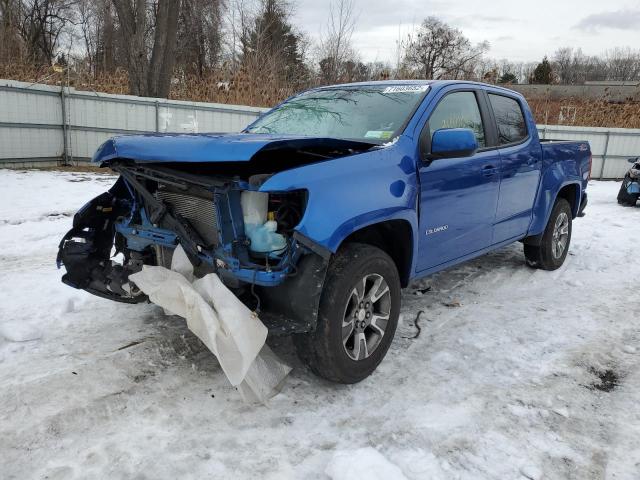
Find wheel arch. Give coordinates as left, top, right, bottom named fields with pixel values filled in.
left=337, top=219, right=415, bottom=287
left=525, top=180, right=581, bottom=245
left=528, top=175, right=583, bottom=238
left=556, top=182, right=581, bottom=218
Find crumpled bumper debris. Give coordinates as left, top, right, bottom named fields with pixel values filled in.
left=129, top=246, right=291, bottom=403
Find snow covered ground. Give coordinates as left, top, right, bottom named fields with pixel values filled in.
left=1, top=169, right=639, bottom=480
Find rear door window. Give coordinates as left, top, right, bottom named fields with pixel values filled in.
left=488, top=94, right=527, bottom=145
left=428, top=91, right=485, bottom=148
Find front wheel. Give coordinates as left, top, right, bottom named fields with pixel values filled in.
left=524, top=198, right=572, bottom=271
left=293, top=243, right=401, bottom=384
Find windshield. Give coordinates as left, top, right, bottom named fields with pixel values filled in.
left=245, top=85, right=429, bottom=143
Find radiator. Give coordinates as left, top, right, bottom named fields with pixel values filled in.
left=155, top=189, right=219, bottom=247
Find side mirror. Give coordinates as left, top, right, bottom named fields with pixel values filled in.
left=628, top=157, right=639, bottom=164
left=429, top=128, right=478, bottom=160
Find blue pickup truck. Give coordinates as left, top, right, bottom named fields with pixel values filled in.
left=58, top=80, right=591, bottom=383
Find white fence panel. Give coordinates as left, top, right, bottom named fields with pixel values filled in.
left=0, top=126, right=63, bottom=159
left=0, top=79, right=266, bottom=167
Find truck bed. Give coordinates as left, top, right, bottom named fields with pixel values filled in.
left=541, top=139, right=591, bottom=180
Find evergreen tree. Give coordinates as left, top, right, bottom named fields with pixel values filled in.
left=241, top=0, right=307, bottom=85
left=498, top=72, right=517, bottom=84
left=530, top=56, right=553, bottom=84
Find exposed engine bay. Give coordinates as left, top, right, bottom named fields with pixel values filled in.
left=57, top=161, right=332, bottom=334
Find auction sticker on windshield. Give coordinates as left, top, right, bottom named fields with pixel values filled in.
left=382, top=85, right=429, bottom=94
left=365, top=131, right=394, bottom=139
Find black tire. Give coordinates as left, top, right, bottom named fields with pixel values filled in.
left=293, top=243, right=401, bottom=384
left=524, top=198, right=572, bottom=271
left=617, top=176, right=639, bottom=206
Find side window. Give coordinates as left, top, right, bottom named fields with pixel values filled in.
left=428, top=91, right=485, bottom=148
left=488, top=94, right=527, bottom=145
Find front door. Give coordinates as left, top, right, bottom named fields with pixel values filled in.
left=416, top=90, right=501, bottom=272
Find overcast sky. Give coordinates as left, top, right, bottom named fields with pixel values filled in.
left=291, top=0, right=640, bottom=64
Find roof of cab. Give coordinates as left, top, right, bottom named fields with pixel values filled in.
left=315, top=79, right=523, bottom=98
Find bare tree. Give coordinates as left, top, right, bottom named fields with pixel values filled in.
left=177, top=0, right=224, bottom=77
left=476, top=60, right=535, bottom=85
left=366, top=60, right=391, bottom=80
left=553, top=47, right=573, bottom=84
left=18, top=0, right=77, bottom=65
left=402, top=17, right=488, bottom=80
left=470, top=56, right=497, bottom=82
left=603, top=47, right=640, bottom=82
left=75, top=0, right=101, bottom=74
left=317, top=0, right=357, bottom=84
left=111, top=0, right=180, bottom=97
left=222, top=0, right=248, bottom=73
left=95, top=0, right=117, bottom=73
left=147, top=0, right=180, bottom=96
left=553, top=47, right=596, bottom=84
left=0, top=0, right=23, bottom=63
left=74, top=0, right=119, bottom=74
left=551, top=46, right=640, bottom=84
left=111, top=0, right=145, bottom=93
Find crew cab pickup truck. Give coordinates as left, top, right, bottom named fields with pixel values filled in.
left=58, top=80, right=591, bottom=383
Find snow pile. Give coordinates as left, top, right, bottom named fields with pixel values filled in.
left=325, top=447, right=408, bottom=480
left=129, top=245, right=290, bottom=403
left=0, top=320, right=42, bottom=342
left=0, top=170, right=115, bottom=225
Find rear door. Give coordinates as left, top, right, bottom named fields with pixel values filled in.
left=487, top=93, right=542, bottom=243
left=416, top=89, right=501, bottom=272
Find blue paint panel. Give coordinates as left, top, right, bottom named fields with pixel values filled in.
left=416, top=149, right=501, bottom=271
left=528, top=142, right=590, bottom=235
left=410, top=84, right=502, bottom=271
left=431, top=128, right=478, bottom=156
left=259, top=135, right=419, bottom=258
left=92, top=133, right=378, bottom=165
left=492, top=104, right=543, bottom=243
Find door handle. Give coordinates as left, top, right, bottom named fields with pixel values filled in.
left=482, top=164, right=497, bottom=177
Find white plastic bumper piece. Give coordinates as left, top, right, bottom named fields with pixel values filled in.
left=129, top=245, right=291, bottom=403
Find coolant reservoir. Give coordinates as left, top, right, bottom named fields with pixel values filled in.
left=241, top=191, right=286, bottom=255
left=248, top=220, right=286, bottom=254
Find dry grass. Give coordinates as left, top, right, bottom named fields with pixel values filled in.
left=527, top=97, right=640, bottom=129
left=2, top=63, right=640, bottom=128
left=0, top=63, right=297, bottom=107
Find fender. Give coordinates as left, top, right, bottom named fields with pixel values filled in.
left=528, top=162, right=583, bottom=237
left=259, top=135, right=420, bottom=254
left=325, top=207, right=417, bottom=253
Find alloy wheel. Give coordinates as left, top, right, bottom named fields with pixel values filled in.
left=341, top=273, right=392, bottom=361
left=551, top=211, right=569, bottom=259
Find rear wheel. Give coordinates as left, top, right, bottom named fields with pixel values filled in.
left=524, top=198, right=572, bottom=271
left=617, top=176, right=639, bottom=206
left=293, top=243, right=400, bottom=384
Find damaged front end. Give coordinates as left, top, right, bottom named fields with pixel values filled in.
left=57, top=162, right=331, bottom=334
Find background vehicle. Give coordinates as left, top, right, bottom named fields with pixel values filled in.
left=617, top=157, right=640, bottom=206
left=58, top=80, right=591, bottom=383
